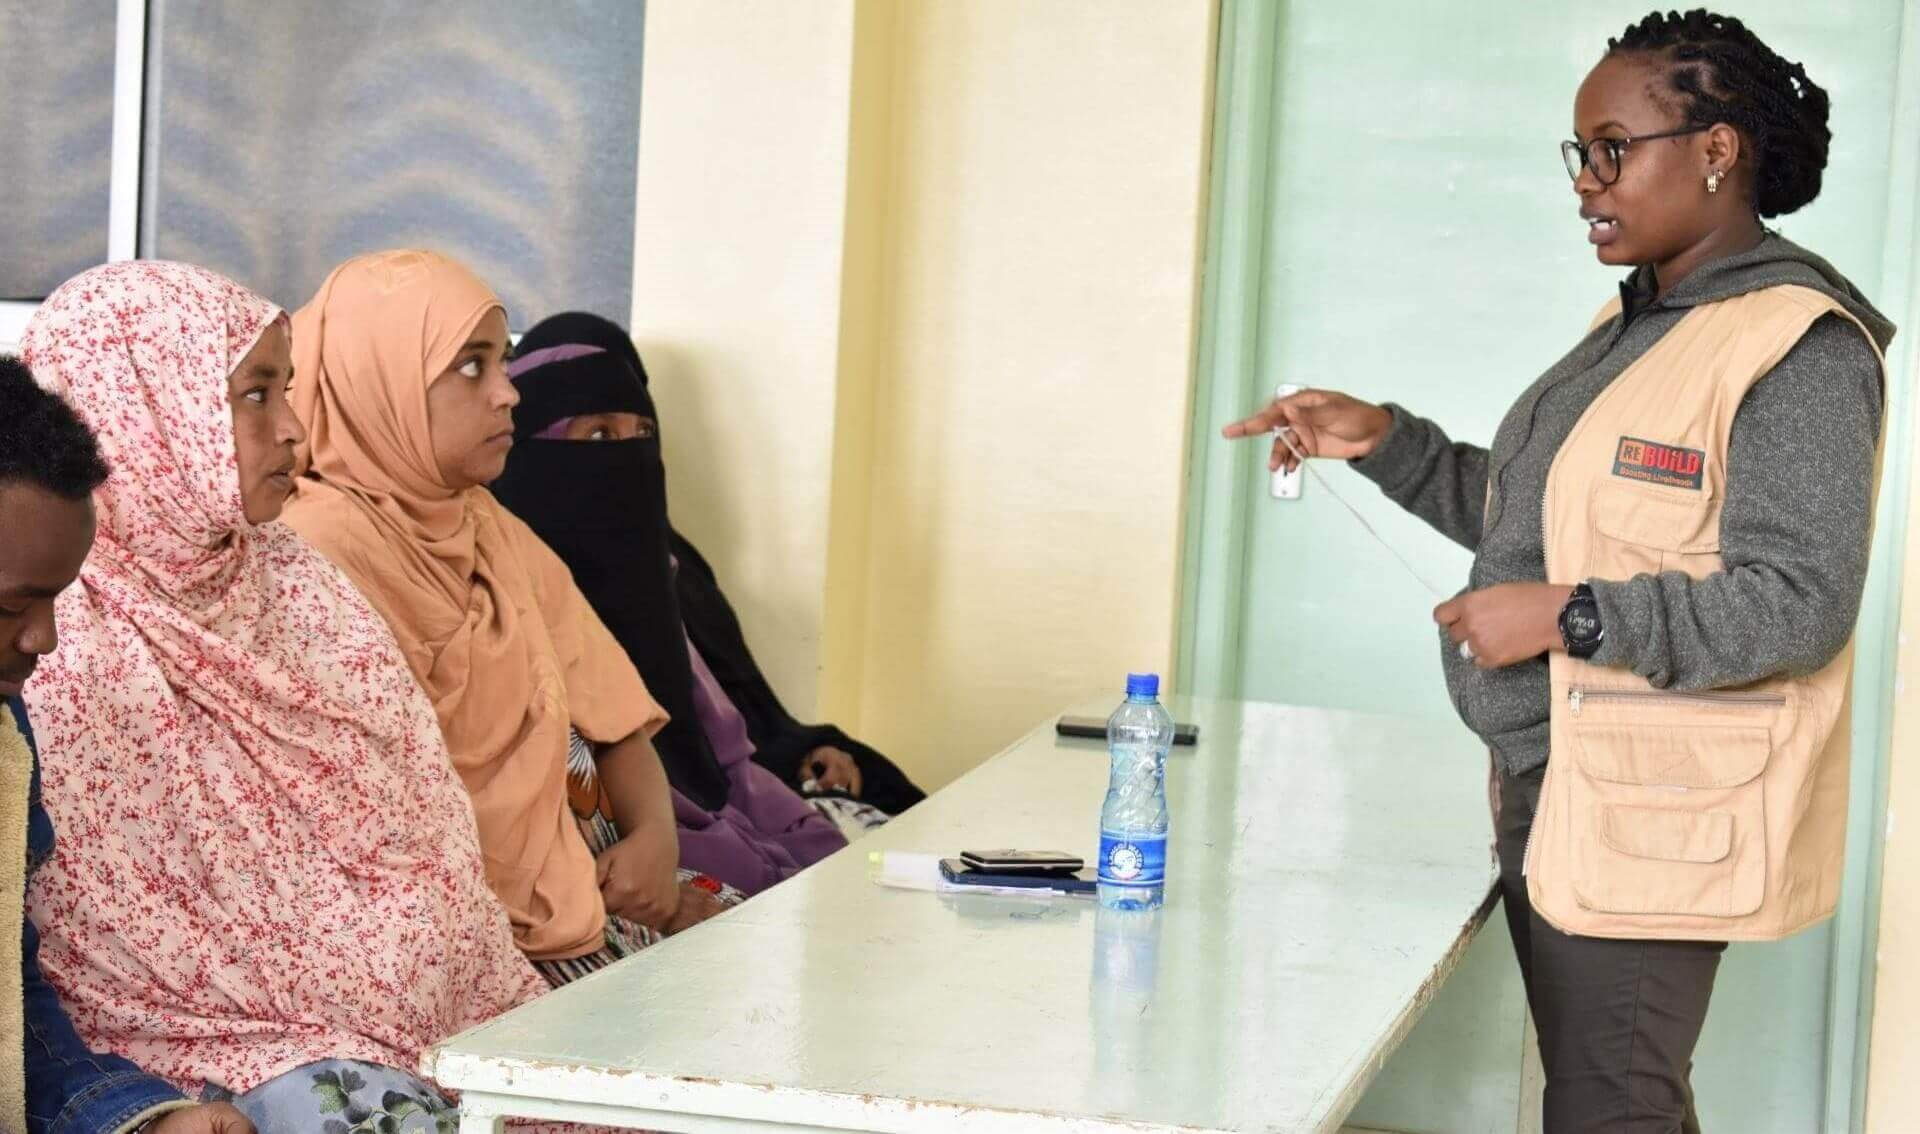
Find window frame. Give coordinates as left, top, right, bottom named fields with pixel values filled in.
left=0, top=0, right=145, bottom=349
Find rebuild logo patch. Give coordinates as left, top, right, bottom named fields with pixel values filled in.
left=1613, top=436, right=1705, bottom=490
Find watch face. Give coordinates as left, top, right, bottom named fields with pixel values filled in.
left=1566, top=604, right=1601, bottom=642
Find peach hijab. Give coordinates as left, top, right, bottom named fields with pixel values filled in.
left=280, top=251, right=661, bottom=960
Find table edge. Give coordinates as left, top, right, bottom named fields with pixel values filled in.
left=424, top=698, right=1500, bottom=1133
left=423, top=881, right=1500, bottom=1134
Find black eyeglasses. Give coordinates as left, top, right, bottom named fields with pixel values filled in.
left=1561, top=126, right=1709, bottom=185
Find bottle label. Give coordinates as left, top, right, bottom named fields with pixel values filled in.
left=1098, top=832, right=1167, bottom=886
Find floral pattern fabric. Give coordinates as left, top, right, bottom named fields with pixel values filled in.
left=19, top=261, right=548, bottom=1095
left=206, top=1059, right=456, bottom=1134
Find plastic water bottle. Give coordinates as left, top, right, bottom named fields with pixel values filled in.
left=1098, top=673, right=1173, bottom=910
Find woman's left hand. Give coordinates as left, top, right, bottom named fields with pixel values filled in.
left=1435, top=583, right=1574, bottom=669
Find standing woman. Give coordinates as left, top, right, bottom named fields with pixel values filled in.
left=1227, top=11, right=1891, bottom=1131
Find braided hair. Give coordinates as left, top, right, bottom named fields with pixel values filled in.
left=1608, top=9, right=1830, bottom=218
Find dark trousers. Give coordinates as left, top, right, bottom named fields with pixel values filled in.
left=1495, top=766, right=1726, bottom=1133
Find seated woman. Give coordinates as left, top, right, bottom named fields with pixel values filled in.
left=489, top=338, right=850, bottom=892
left=19, top=262, right=545, bottom=1126
left=1, top=357, right=252, bottom=1134
left=279, top=251, right=734, bottom=983
left=507, top=312, right=925, bottom=822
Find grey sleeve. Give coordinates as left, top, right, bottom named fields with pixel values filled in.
left=1349, top=402, right=1490, bottom=551
left=1589, top=315, right=1884, bottom=688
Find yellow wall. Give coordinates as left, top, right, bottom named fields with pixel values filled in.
left=838, top=0, right=1217, bottom=788
left=632, top=0, right=1218, bottom=789
left=628, top=0, right=861, bottom=718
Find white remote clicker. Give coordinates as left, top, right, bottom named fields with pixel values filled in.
left=1270, top=383, right=1304, bottom=500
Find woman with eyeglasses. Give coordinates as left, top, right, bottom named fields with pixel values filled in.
left=1226, top=10, right=1891, bottom=1131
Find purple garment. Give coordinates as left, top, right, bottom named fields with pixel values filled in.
left=507, top=344, right=608, bottom=439
left=671, top=633, right=847, bottom=895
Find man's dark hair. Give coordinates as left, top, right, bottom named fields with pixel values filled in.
left=1608, top=9, right=1832, bottom=219
left=0, top=354, right=110, bottom=500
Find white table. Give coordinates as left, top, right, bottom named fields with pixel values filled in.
left=425, top=697, right=1499, bottom=1134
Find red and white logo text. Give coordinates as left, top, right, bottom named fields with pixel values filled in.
left=1612, top=436, right=1705, bottom=490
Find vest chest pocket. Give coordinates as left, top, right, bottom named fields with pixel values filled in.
left=1565, top=690, right=1784, bottom=918
left=1587, top=480, right=1722, bottom=581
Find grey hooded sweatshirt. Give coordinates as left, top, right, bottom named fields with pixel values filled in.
left=1352, top=234, right=1895, bottom=778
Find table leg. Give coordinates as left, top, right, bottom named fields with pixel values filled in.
left=458, top=1112, right=504, bottom=1134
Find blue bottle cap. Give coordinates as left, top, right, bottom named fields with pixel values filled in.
left=1125, top=673, right=1160, bottom=698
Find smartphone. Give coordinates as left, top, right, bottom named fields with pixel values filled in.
left=939, top=858, right=1096, bottom=894
left=959, top=849, right=1085, bottom=873
left=1056, top=715, right=1199, bottom=745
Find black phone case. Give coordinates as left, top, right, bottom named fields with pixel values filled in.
left=941, top=859, right=1096, bottom=892
left=1055, top=716, right=1200, bottom=745
left=960, top=851, right=1084, bottom=874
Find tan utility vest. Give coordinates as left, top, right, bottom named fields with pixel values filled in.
left=1524, top=283, right=1886, bottom=941
left=0, top=707, right=34, bottom=1133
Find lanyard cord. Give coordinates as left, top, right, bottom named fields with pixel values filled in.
left=1273, top=426, right=1451, bottom=601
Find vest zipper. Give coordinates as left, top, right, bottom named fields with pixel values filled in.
left=1521, top=804, right=1536, bottom=877
left=1566, top=687, right=1787, bottom=715
left=1524, top=306, right=1753, bottom=883
left=1524, top=480, right=1552, bottom=879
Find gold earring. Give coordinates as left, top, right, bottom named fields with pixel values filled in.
left=1707, top=171, right=1723, bottom=194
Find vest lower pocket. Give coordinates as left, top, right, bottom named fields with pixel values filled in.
left=1565, top=690, right=1777, bottom=918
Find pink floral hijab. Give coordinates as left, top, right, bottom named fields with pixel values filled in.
left=19, top=261, right=545, bottom=1094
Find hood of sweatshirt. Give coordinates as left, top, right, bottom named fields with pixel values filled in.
left=1627, top=232, right=1896, bottom=350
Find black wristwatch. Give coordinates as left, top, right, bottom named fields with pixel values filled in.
left=1558, top=582, right=1604, bottom=659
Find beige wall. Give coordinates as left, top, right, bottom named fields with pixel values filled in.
left=628, top=1, right=861, bottom=718
left=632, top=0, right=1217, bottom=789
left=840, top=1, right=1217, bottom=787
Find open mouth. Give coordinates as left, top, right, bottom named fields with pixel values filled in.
left=1585, top=214, right=1620, bottom=244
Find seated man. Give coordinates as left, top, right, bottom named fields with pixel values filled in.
left=0, top=355, right=249, bottom=1134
